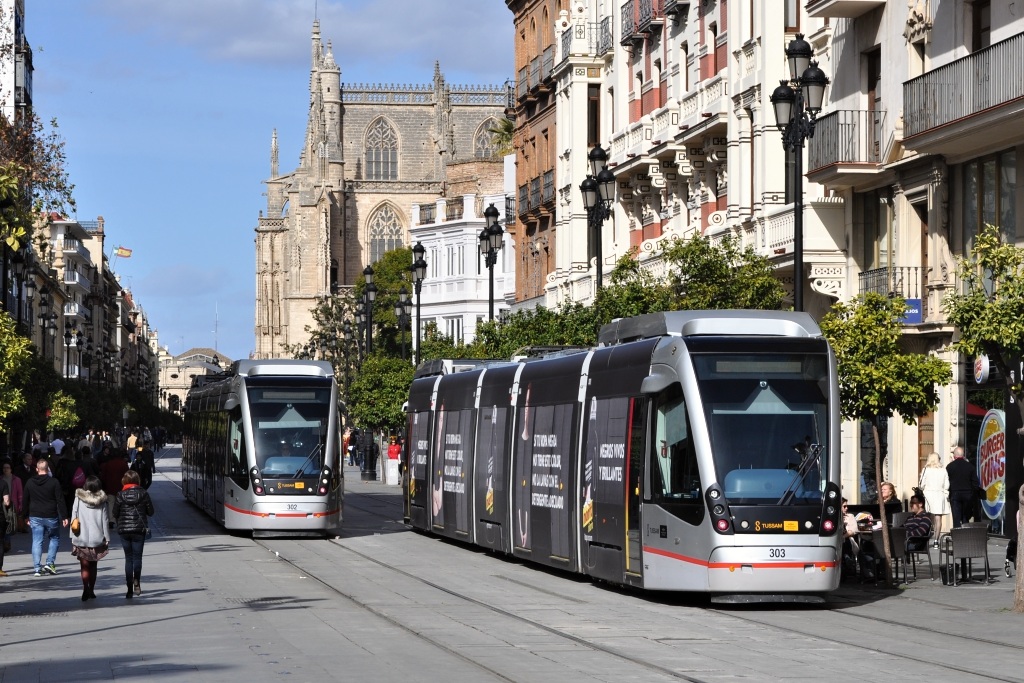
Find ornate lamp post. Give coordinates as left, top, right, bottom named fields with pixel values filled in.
left=363, top=266, right=376, bottom=356
left=37, top=285, right=51, bottom=357
left=342, top=320, right=353, bottom=410
left=410, top=242, right=427, bottom=366
left=394, top=285, right=410, bottom=361
left=355, top=307, right=365, bottom=360
left=579, top=145, right=616, bottom=293
left=11, top=250, right=25, bottom=327
left=478, top=204, right=504, bottom=321
left=769, top=33, right=829, bottom=313
left=63, top=327, right=82, bottom=379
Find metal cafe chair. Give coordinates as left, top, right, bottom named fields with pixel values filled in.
left=891, top=511, right=912, bottom=528
left=905, top=532, right=935, bottom=581
left=940, top=525, right=991, bottom=586
left=871, top=527, right=907, bottom=584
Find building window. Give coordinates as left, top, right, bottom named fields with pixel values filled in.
left=365, top=117, right=398, bottom=180
left=444, top=316, right=463, bottom=343
left=367, top=204, right=404, bottom=263
left=860, top=189, right=893, bottom=271
left=587, top=84, right=600, bottom=147
left=972, top=1, right=991, bottom=52
left=962, top=149, right=1017, bottom=253
left=784, top=0, right=799, bottom=32
left=474, top=118, right=500, bottom=158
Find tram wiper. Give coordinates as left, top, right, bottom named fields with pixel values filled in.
left=294, top=442, right=323, bottom=478
left=776, top=442, right=821, bottom=506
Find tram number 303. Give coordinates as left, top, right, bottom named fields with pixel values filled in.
left=768, top=548, right=786, bottom=558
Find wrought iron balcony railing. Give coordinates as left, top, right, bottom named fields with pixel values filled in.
left=858, top=266, right=921, bottom=300
left=808, top=109, right=886, bottom=172
left=904, top=31, right=1024, bottom=138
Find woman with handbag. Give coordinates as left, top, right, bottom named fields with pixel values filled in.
left=70, top=475, right=110, bottom=601
left=112, top=469, right=154, bottom=599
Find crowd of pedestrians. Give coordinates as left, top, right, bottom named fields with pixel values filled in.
left=0, top=425, right=160, bottom=599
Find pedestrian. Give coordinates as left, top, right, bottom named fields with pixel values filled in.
left=99, top=448, right=129, bottom=527
left=2, top=459, right=23, bottom=552
left=112, top=469, right=154, bottom=598
left=22, top=458, right=69, bottom=576
left=70, top=475, right=109, bottom=601
left=946, top=446, right=980, bottom=528
left=0, top=467, right=10, bottom=576
left=919, top=451, right=950, bottom=545
left=132, top=440, right=155, bottom=489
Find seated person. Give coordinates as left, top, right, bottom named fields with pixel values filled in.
left=841, top=498, right=860, bottom=575
left=904, top=494, right=933, bottom=551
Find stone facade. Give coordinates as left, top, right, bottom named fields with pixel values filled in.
left=254, top=20, right=508, bottom=359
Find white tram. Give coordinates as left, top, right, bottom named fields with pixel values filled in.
left=182, top=360, right=343, bottom=537
left=404, top=311, right=842, bottom=601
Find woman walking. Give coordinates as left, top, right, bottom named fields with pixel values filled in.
left=112, top=470, right=154, bottom=598
left=70, top=475, right=110, bottom=601
left=920, top=451, right=950, bottom=545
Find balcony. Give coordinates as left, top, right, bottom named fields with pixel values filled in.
left=61, top=238, right=90, bottom=261
left=638, top=0, right=664, bottom=33
left=807, top=109, right=886, bottom=189
left=445, top=200, right=464, bottom=222
left=529, top=177, right=541, bottom=213
left=420, top=203, right=436, bottom=225
left=664, top=0, right=688, bottom=20
left=64, top=301, right=91, bottom=323
left=806, top=0, right=885, bottom=19
left=64, top=270, right=93, bottom=294
left=598, top=16, right=613, bottom=56
left=505, top=195, right=516, bottom=225
left=904, top=32, right=1024, bottom=156
left=517, top=66, right=528, bottom=101
left=518, top=184, right=529, bottom=216
left=859, top=266, right=923, bottom=304
left=621, top=0, right=641, bottom=46
left=542, top=171, right=555, bottom=205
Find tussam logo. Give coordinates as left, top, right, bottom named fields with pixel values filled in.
left=754, top=520, right=785, bottom=532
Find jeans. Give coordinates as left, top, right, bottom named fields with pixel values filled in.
left=121, top=533, right=146, bottom=583
left=950, top=492, right=975, bottom=528
left=30, top=517, right=61, bottom=571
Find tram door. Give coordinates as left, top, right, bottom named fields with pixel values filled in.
left=625, top=397, right=647, bottom=574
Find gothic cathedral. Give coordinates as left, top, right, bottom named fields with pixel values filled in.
left=254, top=20, right=507, bottom=359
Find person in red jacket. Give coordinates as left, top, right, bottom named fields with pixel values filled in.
left=99, top=451, right=130, bottom=529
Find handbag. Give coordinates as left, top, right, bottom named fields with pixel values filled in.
left=71, top=517, right=81, bottom=535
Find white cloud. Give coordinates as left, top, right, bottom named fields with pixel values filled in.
left=87, top=0, right=513, bottom=82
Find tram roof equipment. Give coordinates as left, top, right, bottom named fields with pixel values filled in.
left=598, top=310, right=823, bottom=346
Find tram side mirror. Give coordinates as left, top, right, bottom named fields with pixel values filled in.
left=224, top=395, right=240, bottom=411
left=640, top=367, right=678, bottom=394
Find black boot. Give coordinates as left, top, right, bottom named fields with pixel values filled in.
left=133, top=578, right=141, bottom=595
left=126, top=579, right=134, bottom=599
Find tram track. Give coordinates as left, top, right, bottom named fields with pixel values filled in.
left=254, top=533, right=714, bottom=683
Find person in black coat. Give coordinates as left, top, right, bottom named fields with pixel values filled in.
left=112, top=469, right=155, bottom=598
left=947, top=446, right=981, bottom=528
left=22, top=458, right=69, bottom=575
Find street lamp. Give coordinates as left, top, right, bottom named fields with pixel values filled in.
left=394, top=285, right=410, bottom=361
left=64, top=327, right=82, bottom=379
left=479, top=204, right=504, bottom=321
left=363, top=265, right=377, bottom=356
left=342, top=320, right=353, bottom=408
left=410, top=242, right=427, bottom=366
left=769, top=33, right=829, bottom=313
left=579, top=145, right=616, bottom=293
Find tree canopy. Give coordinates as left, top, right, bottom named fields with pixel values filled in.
left=0, top=309, right=32, bottom=431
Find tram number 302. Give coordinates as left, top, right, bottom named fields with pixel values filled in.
left=768, top=548, right=786, bottom=558
left=286, top=504, right=298, bottom=511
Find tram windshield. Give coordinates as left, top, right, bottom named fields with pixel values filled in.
left=692, top=351, right=830, bottom=505
left=247, top=380, right=332, bottom=479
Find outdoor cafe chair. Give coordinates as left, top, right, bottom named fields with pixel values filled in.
left=940, top=525, right=991, bottom=586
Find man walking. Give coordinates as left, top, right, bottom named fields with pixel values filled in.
left=22, top=459, right=69, bottom=576
left=947, top=446, right=980, bottom=528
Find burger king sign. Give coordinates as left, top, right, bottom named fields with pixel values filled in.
left=977, top=409, right=1006, bottom=520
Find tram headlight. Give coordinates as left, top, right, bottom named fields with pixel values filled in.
left=708, top=489, right=720, bottom=500
left=713, top=504, right=725, bottom=516
left=715, top=519, right=730, bottom=532
left=822, top=519, right=835, bottom=532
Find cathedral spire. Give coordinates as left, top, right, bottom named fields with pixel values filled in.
left=270, top=129, right=279, bottom=178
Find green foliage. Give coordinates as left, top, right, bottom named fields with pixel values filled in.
left=0, top=309, right=32, bottom=431
left=820, top=293, right=952, bottom=425
left=46, top=390, right=78, bottom=433
left=0, top=163, right=32, bottom=249
left=348, top=354, right=414, bottom=430
left=419, top=322, right=482, bottom=362
left=486, top=117, right=515, bottom=157
left=662, top=233, right=786, bottom=310
left=944, top=224, right=1024, bottom=413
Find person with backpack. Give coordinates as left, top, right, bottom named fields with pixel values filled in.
left=132, top=441, right=155, bottom=489
left=54, top=447, right=85, bottom=520
left=112, top=469, right=154, bottom=598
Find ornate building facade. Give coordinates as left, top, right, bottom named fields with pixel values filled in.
left=254, top=20, right=508, bottom=359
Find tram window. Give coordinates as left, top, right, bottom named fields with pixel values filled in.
left=651, top=387, right=702, bottom=501
left=228, top=412, right=248, bottom=488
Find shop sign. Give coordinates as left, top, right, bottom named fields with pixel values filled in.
left=902, top=298, right=922, bottom=324
left=977, top=409, right=1006, bottom=520
left=974, top=355, right=990, bottom=384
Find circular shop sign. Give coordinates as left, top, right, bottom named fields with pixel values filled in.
left=977, top=409, right=1006, bottom=520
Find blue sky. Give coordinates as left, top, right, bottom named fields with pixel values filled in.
left=32, top=0, right=514, bottom=361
